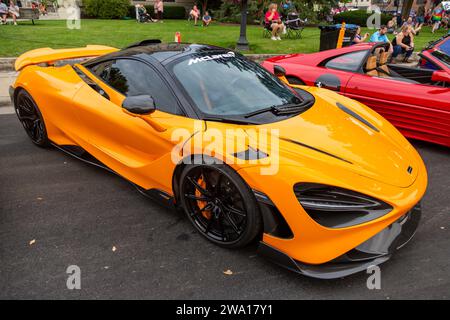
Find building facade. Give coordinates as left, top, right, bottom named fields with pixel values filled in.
left=372, top=0, right=432, bottom=13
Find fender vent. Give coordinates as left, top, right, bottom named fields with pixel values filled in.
left=337, top=103, right=379, bottom=132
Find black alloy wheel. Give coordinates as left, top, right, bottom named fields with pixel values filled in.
left=14, top=89, right=49, bottom=147
left=179, top=164, right=262, bottom=248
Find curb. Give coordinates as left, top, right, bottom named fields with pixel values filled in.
left=0, top=58, right=16, bottom=72
left=0, top=97, right=12, bottom=107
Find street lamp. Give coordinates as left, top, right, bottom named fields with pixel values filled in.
left=236, top=0, right=249, bottom=51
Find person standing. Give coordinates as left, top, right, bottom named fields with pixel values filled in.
left=154, top=0, right=163, bottom=22
left=432, top=3, right=444, bottom=33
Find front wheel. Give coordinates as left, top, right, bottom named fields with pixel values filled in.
left=14, top=89, right=49, bottom=147
left=179, top=164, right=262, bottom=248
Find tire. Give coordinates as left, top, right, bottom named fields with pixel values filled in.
left=286, top=76, right=305, bottom=85
left=14, top=89, right=50, bottom=147
left=178, top=163, right=262, bottom=249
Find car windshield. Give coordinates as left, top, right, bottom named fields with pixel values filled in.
left=432, top=50, right=450, bottom=68
left=170, top=52, right=304, bottom=117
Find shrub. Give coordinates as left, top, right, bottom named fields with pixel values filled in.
left=127, top=5, right=186, bottom=19
left=84, top=0, right=130, bottom=19
left=333, top=10, right=392, bottom=26
left=164, top=6, right=187, bottom=19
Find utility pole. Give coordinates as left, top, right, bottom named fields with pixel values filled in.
left=236, top=0, right=250, bottom=51
left=401, top=0, right=414, bottom=21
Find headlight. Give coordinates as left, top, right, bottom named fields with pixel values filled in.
left=294, top=183, right=392, bottom=228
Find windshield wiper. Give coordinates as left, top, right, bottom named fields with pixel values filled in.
left=202, top=117, right=258, bottom=125
left=274, top=102, right=310, bottom=115
left=244, top=106, right=279, bottom=118
left=244, top=102, right=309, bottom=118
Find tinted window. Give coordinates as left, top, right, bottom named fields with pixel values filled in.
left=432, top=50, right=450, bottom=68
left=90, top=59, right=182, bottom=115
left=170, top=52, right=305, bottom=117
left=324, top=51, right=367, bottom=72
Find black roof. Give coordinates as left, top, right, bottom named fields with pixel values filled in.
left=84, top=41, right=233, bottom=66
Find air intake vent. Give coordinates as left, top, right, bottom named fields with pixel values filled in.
left=337, top=103, right=379, bottom=132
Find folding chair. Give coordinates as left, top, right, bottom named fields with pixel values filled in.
left=285, top=13, right=305, bottom=39
left=262, top=22, right=272, bottom=38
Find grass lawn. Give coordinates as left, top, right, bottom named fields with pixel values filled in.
left=0, top=19, right=448, bottom=57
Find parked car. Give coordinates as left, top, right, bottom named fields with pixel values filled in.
left=262, top=40, right=450, bottom=147
left=10, top=40, right=427, bottom=278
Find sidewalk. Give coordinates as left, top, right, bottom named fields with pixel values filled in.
left=0, top=71, right=16, bottom=114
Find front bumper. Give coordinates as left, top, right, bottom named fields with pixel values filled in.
left=258, top=203, right=421, bottom=279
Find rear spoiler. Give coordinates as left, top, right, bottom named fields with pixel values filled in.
left=15, top=45, right=119, bottom=71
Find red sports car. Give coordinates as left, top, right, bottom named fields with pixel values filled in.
left=262, top=38, right=450, bottom=147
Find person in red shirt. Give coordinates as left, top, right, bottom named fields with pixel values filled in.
left=265, top=3, right=284, bottom=40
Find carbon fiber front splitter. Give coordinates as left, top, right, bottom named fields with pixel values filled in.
left=258, top=203, right=421, bottom=279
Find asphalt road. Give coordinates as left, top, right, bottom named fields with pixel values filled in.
left=0, top=113, right=449, bottom=300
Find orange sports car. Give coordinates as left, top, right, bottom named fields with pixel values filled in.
left=10, top=40, right=427, bottom=279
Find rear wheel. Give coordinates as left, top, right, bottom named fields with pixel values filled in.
left=14, top=89, right=49, bottom=147
left=179, top=164, right=262, bottom=248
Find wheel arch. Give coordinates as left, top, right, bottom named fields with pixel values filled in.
left=171, top=154, right=293, bottom=240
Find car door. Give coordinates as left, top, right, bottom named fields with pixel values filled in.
left=70, top=58, right=203, bottom=192
left=344, top=72, right=450, bottom=145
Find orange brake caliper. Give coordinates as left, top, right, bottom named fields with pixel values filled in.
left=196, top=175, right=212, bottom=219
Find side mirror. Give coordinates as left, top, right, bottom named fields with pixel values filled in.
left=431, top=70, right=450, bottom=83
left=122, top=95, right=156, bottom=115
left=273, top=65, right=289, bottom=85
left=273, top=65, right=287, bottom=78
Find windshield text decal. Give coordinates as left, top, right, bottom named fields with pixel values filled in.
left=188, top=52, right=235, bottom=65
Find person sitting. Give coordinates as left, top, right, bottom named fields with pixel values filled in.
left=190, top=5, right=200, bottom=26
left=202, top=11, right=211, bottom=27
left=402, top=16, right=422, bottom=35
left=265, top=3, right=284, bottom=41
left=7, top=0, right=19, bottom=25
left=137, top=4, right=155, bottom=23
left=391, top=25, right=414, bottom=63
left=352, top=26, right=369, bottom=44
left=0, top=2, right=8, bottom=24
left=387, top=17, right=397, bottom=34
left=370, top=25, right=393, bottom=53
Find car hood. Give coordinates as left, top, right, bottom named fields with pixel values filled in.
left=246, top=87, right=419, bottom=188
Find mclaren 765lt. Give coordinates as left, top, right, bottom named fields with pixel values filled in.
left=10, top=40, right=427, bottom=279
